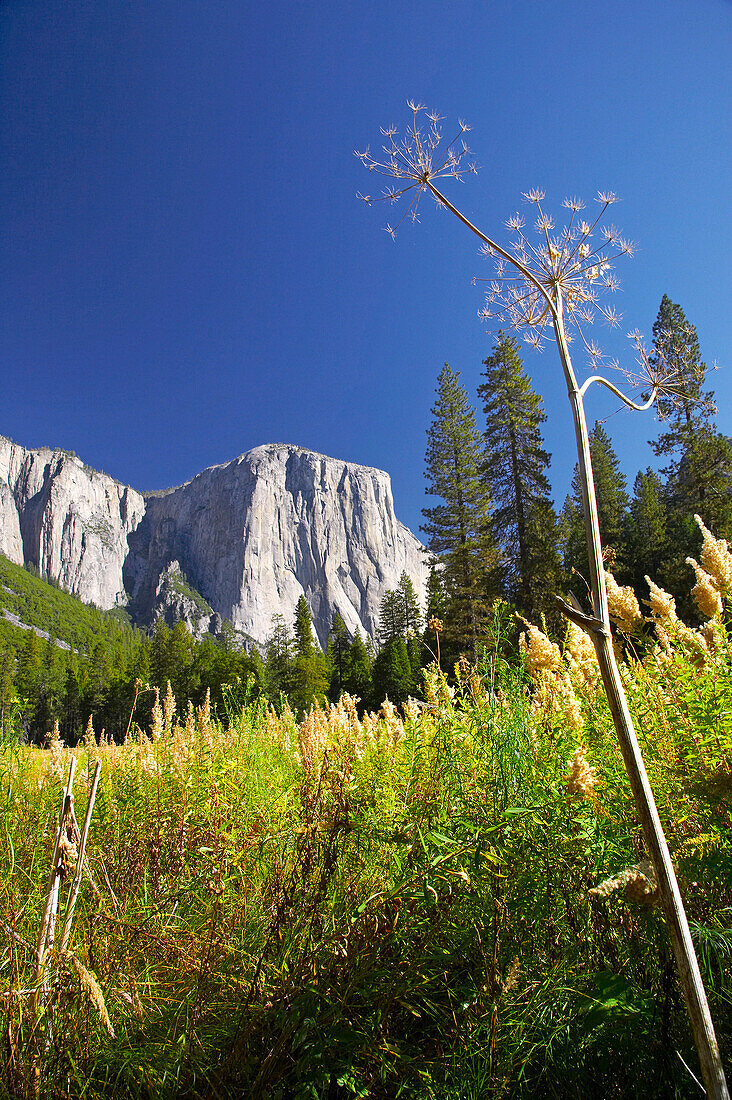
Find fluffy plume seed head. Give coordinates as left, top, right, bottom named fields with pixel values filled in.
left=564, top=620, right=599, bottom=689
left=71, top=956, right=115, bottom=1037
left=519, top=622, right=561, bottom=675
left=590, top=861, right=657, bottom=906
left=566, top=746, right=596, bottom=797
left=686, top=557, right=723, bottom=619
left=604, top=572, right=643, bottom=633
left=644, top=576, right=678, bottom=625
left=162, top=681, right=176, bottom=733
left=84, top=714, right=96, bottom=746
left=150, top=688, right=163, bottom=740
left=700, top=619, right=725, bottom=653
left=695, top=515, right=732, bottom=595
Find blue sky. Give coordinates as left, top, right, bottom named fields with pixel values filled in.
left=1, top=0, right=730, bottom=537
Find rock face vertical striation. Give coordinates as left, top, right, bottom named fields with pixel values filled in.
left=0, top=437, right=145, bottom=608
left=125, top=444, right=429, bottom=646
left=0, top=437, right=428, bottom=646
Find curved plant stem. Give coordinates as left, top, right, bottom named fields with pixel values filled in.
left=423, top=185, right=729, bottom=1098
left=553, top=305, right=728, bottom=1099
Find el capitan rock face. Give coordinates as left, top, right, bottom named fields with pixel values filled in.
left=0, top=438, right=145, bottom=608
left=0, top=437, right=428, bottom=646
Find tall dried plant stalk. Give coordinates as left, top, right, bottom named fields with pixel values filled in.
left=357, top=103, right=728, bottom=1098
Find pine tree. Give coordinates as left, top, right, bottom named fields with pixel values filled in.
left=327, top=611, right=351, bottom=700
left=378, top=589, right=405, bottom=645
left=562, top=422, right=630, bottom=586
left=397, top=571, right=422, bottom=636
left=649, top=296, right=732, bottom=597
left=264, top=613, right=295, bottom=699
left=291, top=596, right=330, bottom=714
left=344, top=630, right=372, bottom=702
left=627, top=468, right=667, bottom=594
left=422, top=363, right=497, bottom=657
left=371, top=636, right=414, bottom=706
left=478, top=334, right=561, bottom=623
left=651, top=295, right=711, bottom=450
left=294, top=595, right=316, bottom=658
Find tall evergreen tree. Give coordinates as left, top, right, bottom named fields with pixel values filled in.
left=562, top=422, right=630, bottom=587
left=478, top=334, right=561, bottom=623
left=378, top=589, right=405, bottom=646
left=627, top=468, right=667, bottom=594
left=327, top=611, right=351, bottom=701
left=291, top=596, right=329, bottom=714
left=422, top=363, right=497, bottom=658
left=651, top=295, right=711, bottom=447
left=294, top=595, right=316, bottom=658
left=396, top=571, right=422, bottom=636
left=378, top=572, right=422, bottom=647
left=371, top=636, right=415, bottom=707
left=344, top=630, right=372, bottom=702
left=264, top=613, right=296, bottom=700
left=650, top=296, right=732, bottom=542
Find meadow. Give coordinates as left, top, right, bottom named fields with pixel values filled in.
left=2, top=589, right=732, bottom=1099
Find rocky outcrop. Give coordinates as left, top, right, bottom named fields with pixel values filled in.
left=0, top=437, right=428, bottom=646
left=126, top=444, right=429, bottom=646
left=147, top=560, right=216, bottom=638
left=0, top=438, right=145, bottom=608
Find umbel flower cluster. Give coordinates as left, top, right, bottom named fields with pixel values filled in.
left=478, top=189, right=631, bottom=362
left=357, top=102, right=711, bottom=408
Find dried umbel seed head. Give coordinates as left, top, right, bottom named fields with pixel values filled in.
left=645, top=576, right=678, bottom=625
left=604, top=571, right=643, bottom=633
left=519, top=620, right=561, bottom=674
left=428, top=617, right=443, bottom=633
left=695, top=515, right=732, bottom=595
left=686, top=557, right=724, bottom=619
left=566, top=745, right=596, bottom=796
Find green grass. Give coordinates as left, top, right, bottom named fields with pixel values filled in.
left=2, top=625, right=731, bottom=1098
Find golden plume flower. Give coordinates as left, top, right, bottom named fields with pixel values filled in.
left=162, top=681, right=176, bottom=733
left=565, top=745, right=596, bottom=797
left=70, top=956, right=115, bottom=1037
left=519, top=620, right=561, bottom=674
left=150, top=688, right=163, bottom=740
left=590, top=860, right=657, bottom=906
left=686, top=557, right=723, bottom=619
left=644, top=576, right=678, bottom=625
left=695, top=515, right=732, bottom=595
left=604, top=571, right=643, bottom=633
left=564, top=620, right=600, bottom=689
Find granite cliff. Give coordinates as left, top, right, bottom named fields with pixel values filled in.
left=0, top=437, right=428, bottom=646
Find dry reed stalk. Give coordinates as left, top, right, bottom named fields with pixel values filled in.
left=35, top=757, right=76, bottom=978
left=58, top=759, right=102, bottom=956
